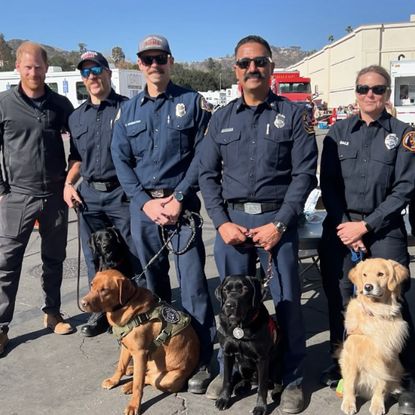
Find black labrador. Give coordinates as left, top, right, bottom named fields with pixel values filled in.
left=215, top=275, right=281, bottom=415
left=88, top=227, right=134, bottom=278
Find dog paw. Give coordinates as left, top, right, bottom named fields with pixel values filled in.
left=125, top=365, right=134, bottom=377
left=215, top=397, right=231, bottom=411
left=124, top=404, right=140, bottom=415
left=252, top=405, right=266, bottom=415
left=101, top=377, right=119, bottom=389
left=341, top=398, right=357, bottom=415
left=369, top=400, right=385, bottom=415
left=122, top=380, right=133, bottom=395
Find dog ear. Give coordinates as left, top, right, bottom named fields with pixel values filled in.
left=348, top=260, right=362, bottom=286
left=246, top=275, right=263, bottom=308
left=88, top=233, right=98, bottom=255
left=109, top=227, right=122, bottom=244
left=387, top=259, right=409, bottom=292
left=118, top=276, right=136, bottom=305
left=215, top=277, right=229, bottom=306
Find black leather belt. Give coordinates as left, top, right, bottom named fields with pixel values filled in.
left=227, top=201, right=280, bottom=214
left=87, top=179, right=120, bottom=192
left=347, top=210, right=369, bottom=219
left=146, top=189, right=174, bottom=198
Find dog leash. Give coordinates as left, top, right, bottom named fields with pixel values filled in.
left=73, top=204, right=86, bottom=313
left=263, top=252, right=274, bottom=287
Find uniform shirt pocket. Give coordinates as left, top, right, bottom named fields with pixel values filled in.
left=338, top=147, right=358, bottom=180
left=167, top=116, right=195, bottom=154
left=71, top=125, right=89, bottom=152
left=264, top=129, right=293, bottom=168
left=370, top=147, right=397, bottom=188
left=213, top=130, right=241, bottom=166
left=126, top=121, right=149, bottom=156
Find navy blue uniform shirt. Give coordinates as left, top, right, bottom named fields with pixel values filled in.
left=199, top=92, right=318, bottom=228
left=111, top=82, right=211, bottom=208
left=320, top=110, right=415, bottom=232
left=68, top=89, right=127, bottom=181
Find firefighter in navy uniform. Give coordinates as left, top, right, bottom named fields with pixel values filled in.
left=64, top=51, right=142, bottom=337
left=111, top=35, right=216, bottom=394
left=199, top=35, right=318, bottom=414
left=319, top=65, right=415, bottom=415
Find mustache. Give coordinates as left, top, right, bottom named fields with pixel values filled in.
left=149, top=68, right=165, bottom=75
left=243, top=72, right=265, bottom=81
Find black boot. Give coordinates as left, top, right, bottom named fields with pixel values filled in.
left=81, top=312, right=109, bottom=337
left=320, top=361, right=341, bottom=388
left=187, top=365, right=213, bottom=394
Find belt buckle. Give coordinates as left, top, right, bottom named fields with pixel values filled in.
left=151, top=189, right=164, bottom=198
left=244, top=202, right=262, bottom=215
left=93, top=182, right=107, bottom=192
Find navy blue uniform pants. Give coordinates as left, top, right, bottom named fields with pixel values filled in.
left=0, top=192, right=68, bottom=333
left=130, top=197, right=216, bottom=367
left=214, top=208, right=305, bottom=386
left=319, top=215, right=415, bottom=379
left=78, top=181, right=142, bottom=284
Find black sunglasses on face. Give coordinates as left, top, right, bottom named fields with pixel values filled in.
left=355, top=84, right=388, bottom=95
left=139, top=54, right=169, bottom=66
left=235, top=56, right=272, bottom=69
left=80, top=66, right=104, bottom=78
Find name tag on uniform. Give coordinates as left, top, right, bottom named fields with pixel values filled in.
left=221, top=128, right=234, bottom=133
left=126, top=120, right=142, bottom=126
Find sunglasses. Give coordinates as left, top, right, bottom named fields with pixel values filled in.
left=355, top=84, right=388, bottom=95
left=235, top=56, right=272, bottom=69
left=80, top=66, right=104, bottom=78
left=139, top=54, right=169, bottom=66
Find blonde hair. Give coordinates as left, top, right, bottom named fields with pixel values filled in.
left=16, top=41, right=48, bottom=64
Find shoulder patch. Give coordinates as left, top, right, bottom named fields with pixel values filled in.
left=200, top=96, right=213, bottom=112
left=402, top=131, right=415, bottom=152
left=302, top=110, right=314, bottom=135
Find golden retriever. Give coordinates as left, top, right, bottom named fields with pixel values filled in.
left=339, top=258, right=409, bottom=415
left=81, top=269, right=200, bottom=415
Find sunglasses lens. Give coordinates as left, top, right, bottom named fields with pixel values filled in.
left=236, top=58, right=250, bottom=69
left=236, top=56, right=270, bottom=69
left=356, top=85, right=369, bottom=94
left=356, top=84, right=387, bottom=95
left=372, top=85, right=387, bottom=95
left=253, top=57, right=269, bottom=67
left=141, top=54, right=168, bottom=65
left=81, top=66, right=104, bottom=78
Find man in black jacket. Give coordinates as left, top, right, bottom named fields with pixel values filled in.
left=0, top=41, right=74, bottom=356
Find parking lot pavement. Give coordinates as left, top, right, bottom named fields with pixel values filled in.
left=0, top=207, right=411, bottom=414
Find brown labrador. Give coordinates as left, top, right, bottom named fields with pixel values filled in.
left=81, top=269, right=200, bottom=415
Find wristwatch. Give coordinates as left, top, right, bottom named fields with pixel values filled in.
left=174, top=191, right=184, bottom=202
left=273, top=221, right=287, bottom=234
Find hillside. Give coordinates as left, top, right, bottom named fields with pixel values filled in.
left=1, top=38, right=313, bottom=90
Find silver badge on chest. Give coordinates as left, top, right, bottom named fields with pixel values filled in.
left=274, top=113, right=286, bottom=128
left=232, top=327, right=244, bottom=339
left=384, top=134, right=399, bottom=150
left=176, top=103, right=186, bottom=117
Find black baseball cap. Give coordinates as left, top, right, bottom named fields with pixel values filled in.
left=77, top=50, right=109, bottom=69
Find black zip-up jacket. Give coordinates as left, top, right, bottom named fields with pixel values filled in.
left=0, top=84, right=74, bottom=196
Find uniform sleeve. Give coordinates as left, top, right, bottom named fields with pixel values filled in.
left=320, top=127, right=350, bottom=226
left=365, top=127, right=415, bottom=232
left=272, top=108, right=318, bottom=227
left=0, top=108, right=7, bottom=195
left=175, top=95, right=211, bottom=197
left=111, top=109, right=151, bottom=209
left=199, top=113, right=230, bottom=228
left=67, top=114, right=82, bottom=163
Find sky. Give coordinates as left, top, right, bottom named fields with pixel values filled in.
left=1, top=0, right=414, bottom=63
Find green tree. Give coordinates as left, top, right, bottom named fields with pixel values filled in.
left=345, top=26, right=353, bottom=33
left=0, top=33, right=14, bottom=71
left=112, top=46, right=125, bottom=67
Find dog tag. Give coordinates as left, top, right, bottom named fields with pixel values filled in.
left=233, top=327, right=244, bottom=339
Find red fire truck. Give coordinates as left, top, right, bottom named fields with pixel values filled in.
left=270, top=70, right=312, bottom=103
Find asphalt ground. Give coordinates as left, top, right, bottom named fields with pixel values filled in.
left=0, top=128, right=409, bottom=415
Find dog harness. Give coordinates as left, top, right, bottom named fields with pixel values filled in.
left=112, top=302, right=191, bottom=352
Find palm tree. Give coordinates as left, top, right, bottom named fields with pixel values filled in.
left=345, top=26, right=353, bottom=33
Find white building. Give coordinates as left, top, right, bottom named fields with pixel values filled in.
left=289, top=14, right=415, bottom=108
